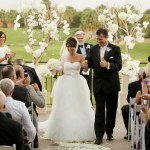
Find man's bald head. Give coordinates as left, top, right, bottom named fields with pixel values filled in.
left=0, top=91, right=6, bottom=112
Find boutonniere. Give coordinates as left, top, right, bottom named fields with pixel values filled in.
left=86, top=44, right=91, bottom=49
left=106, top=47, right=112, bottom=52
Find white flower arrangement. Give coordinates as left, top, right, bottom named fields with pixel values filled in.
left=14, top=2, right=70, bottom=66
left=98, top=9, right=117, bottom=42
left=120, top=54, right=140, bottom=82
left=98, top=4, right=149, bottom=52
left=46, top=58, right=62, bottom=77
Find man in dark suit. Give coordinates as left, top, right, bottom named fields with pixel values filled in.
left=2, top=65, right=31, bottom=107
left=75, top=31, right=93, bottom=103
left=83, top=28, right=122, bottom=144
left=121, top=68, right=144, bottom=139
left=0, top=91, right=24, bottom=150
left=14, top=59, right=42, bottom=91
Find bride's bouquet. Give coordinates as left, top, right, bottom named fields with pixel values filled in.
left=46, top=58, right=62, bottom=77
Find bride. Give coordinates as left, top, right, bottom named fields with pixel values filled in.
left=39, top=37, right=95, bottom=142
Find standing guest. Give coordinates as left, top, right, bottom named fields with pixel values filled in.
left=83, top=28, right=122, bottom=144
left=1, top=65, right=31, bottom=107
left=0, top=78, right=36, bottom=143
left=14, top=59, right=42, bottom=91
left=121, top=68, right=144, bottom=139
left=75, top=31, right=93, bottom=104
left=0, top=31, right=16, bottom=64
left=0, top=91, right=24, bottom=150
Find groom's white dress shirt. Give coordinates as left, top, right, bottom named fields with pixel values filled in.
left=6, top=96, right=36, bottom=142
left=100, top=44, right=110, bottom=69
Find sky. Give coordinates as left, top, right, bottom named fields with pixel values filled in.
left=0, top=0, right=149, bottom=12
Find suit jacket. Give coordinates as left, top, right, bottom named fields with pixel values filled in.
left=0, top=112, right=24, bottom=150
left=88, top=43, right=122, bottom=94
left=77, top=43, right=93, bottom=78
left=12, top=85, right=31, bottom=107
left=127, top=79, right=142, bottom=103
left=23, top=65, right=42, bottom=91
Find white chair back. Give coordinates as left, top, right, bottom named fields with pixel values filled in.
left=0, top=145, right=15, bottom=150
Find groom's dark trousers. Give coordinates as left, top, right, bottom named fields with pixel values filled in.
left=88, top=43, right=122, bottom=140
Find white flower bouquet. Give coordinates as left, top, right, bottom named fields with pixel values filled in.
left=2, top=45, right=11, bottom=55
left=120, top=54, right=140, bottom=82
left=46, top=58, right=62, bottom=77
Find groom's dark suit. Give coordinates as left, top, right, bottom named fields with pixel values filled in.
left=77, top=43, right=93, bottom=103
left=88, top=42, right=122, bottom=139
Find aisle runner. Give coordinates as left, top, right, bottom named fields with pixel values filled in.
left=57, top=142, right=111, bottom=150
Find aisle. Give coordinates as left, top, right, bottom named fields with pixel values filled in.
left=37, top=110, right=131, bottom=150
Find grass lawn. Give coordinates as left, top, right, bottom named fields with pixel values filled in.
left=1, top=27, right=150, bottom=63
left=1, top=27, right=149, bottom=106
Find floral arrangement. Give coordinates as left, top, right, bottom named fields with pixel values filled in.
left=120, top=54, right=140, bottom=81
left=98, top=4, right=149, bottom=52
left=14, top=2, right=70, bottom=66
left=46, top=58, right=62, bottom=77
left=98, top=4, right=149, bottom=81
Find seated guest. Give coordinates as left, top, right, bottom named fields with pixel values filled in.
left=1, top=65, right=31, bottom=107
left=14, top=65, right=45, bottom=148
left=14, top=59, right=42, bottom=91
left=142, top=62, right=150, bottom=94
left=0, top=91, right=24, bottom=150
left=0, top=78, right=36, bottom=143
left=121, top=68, right=144, bottom=139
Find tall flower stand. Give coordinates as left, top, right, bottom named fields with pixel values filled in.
left=118, top=74, right=130, bottom=113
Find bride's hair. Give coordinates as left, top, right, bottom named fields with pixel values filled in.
left=66, top=37, right=77, bottom=48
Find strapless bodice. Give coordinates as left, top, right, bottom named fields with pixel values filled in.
left=63, top=62, right=81, bottom=76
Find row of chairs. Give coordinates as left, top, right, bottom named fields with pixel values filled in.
left=0, top=102, right=34, bottom=150
left=128, top=98, right=146, bottom=150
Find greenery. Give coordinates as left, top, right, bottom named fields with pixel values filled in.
left=0, top=27, right=149, bottom=63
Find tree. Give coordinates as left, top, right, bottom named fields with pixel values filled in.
left=144, top=9, right=150, bottom=14
left=64, top=6, right=77, bottom=27
left=5, top=10, right=18, bottom=27
left=0, top=9, right=6, bottom=27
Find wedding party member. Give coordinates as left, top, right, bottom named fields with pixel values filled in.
left=39, top=37, right=95, bottom=142
left=14, top=59, right=42, bottom=91
left=0, top=78, right=36, bottom=143
left=121, top=68, right=144, bottom=139
left=0, top=91, right=24, bottom=150
left=0, top=31, right=15, bottom=64
left=84, top=28, right=122, bottom=144
left=75, top=31, right=93, bottom=103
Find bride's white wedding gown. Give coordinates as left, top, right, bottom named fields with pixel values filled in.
left=39, top=62, right=95, bottom=142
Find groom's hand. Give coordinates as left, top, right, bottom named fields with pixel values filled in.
left=100, top=58, right=108, bottom=68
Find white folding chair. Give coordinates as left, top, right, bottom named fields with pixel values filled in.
left=134, top=104, right=141, bottom=149
left=28, top=102, right=34, bottom=150
left=140, top=110, right=146, bottom=150
left=128, top=97, right=135, bottom=141
left=0, top=145, right=15, bottom=150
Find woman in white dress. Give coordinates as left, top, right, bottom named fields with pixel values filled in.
left=0, top=31, right=15, bottom=64
left=39, top=37, right=95, bottom=142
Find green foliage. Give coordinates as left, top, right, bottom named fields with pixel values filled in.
left=0, top=28, right=149, bottom=63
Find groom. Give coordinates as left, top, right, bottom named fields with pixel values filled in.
left=83, top=28, right=122, bottom=144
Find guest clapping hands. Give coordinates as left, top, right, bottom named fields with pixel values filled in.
left=0, top=31, right=16, bottom=64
